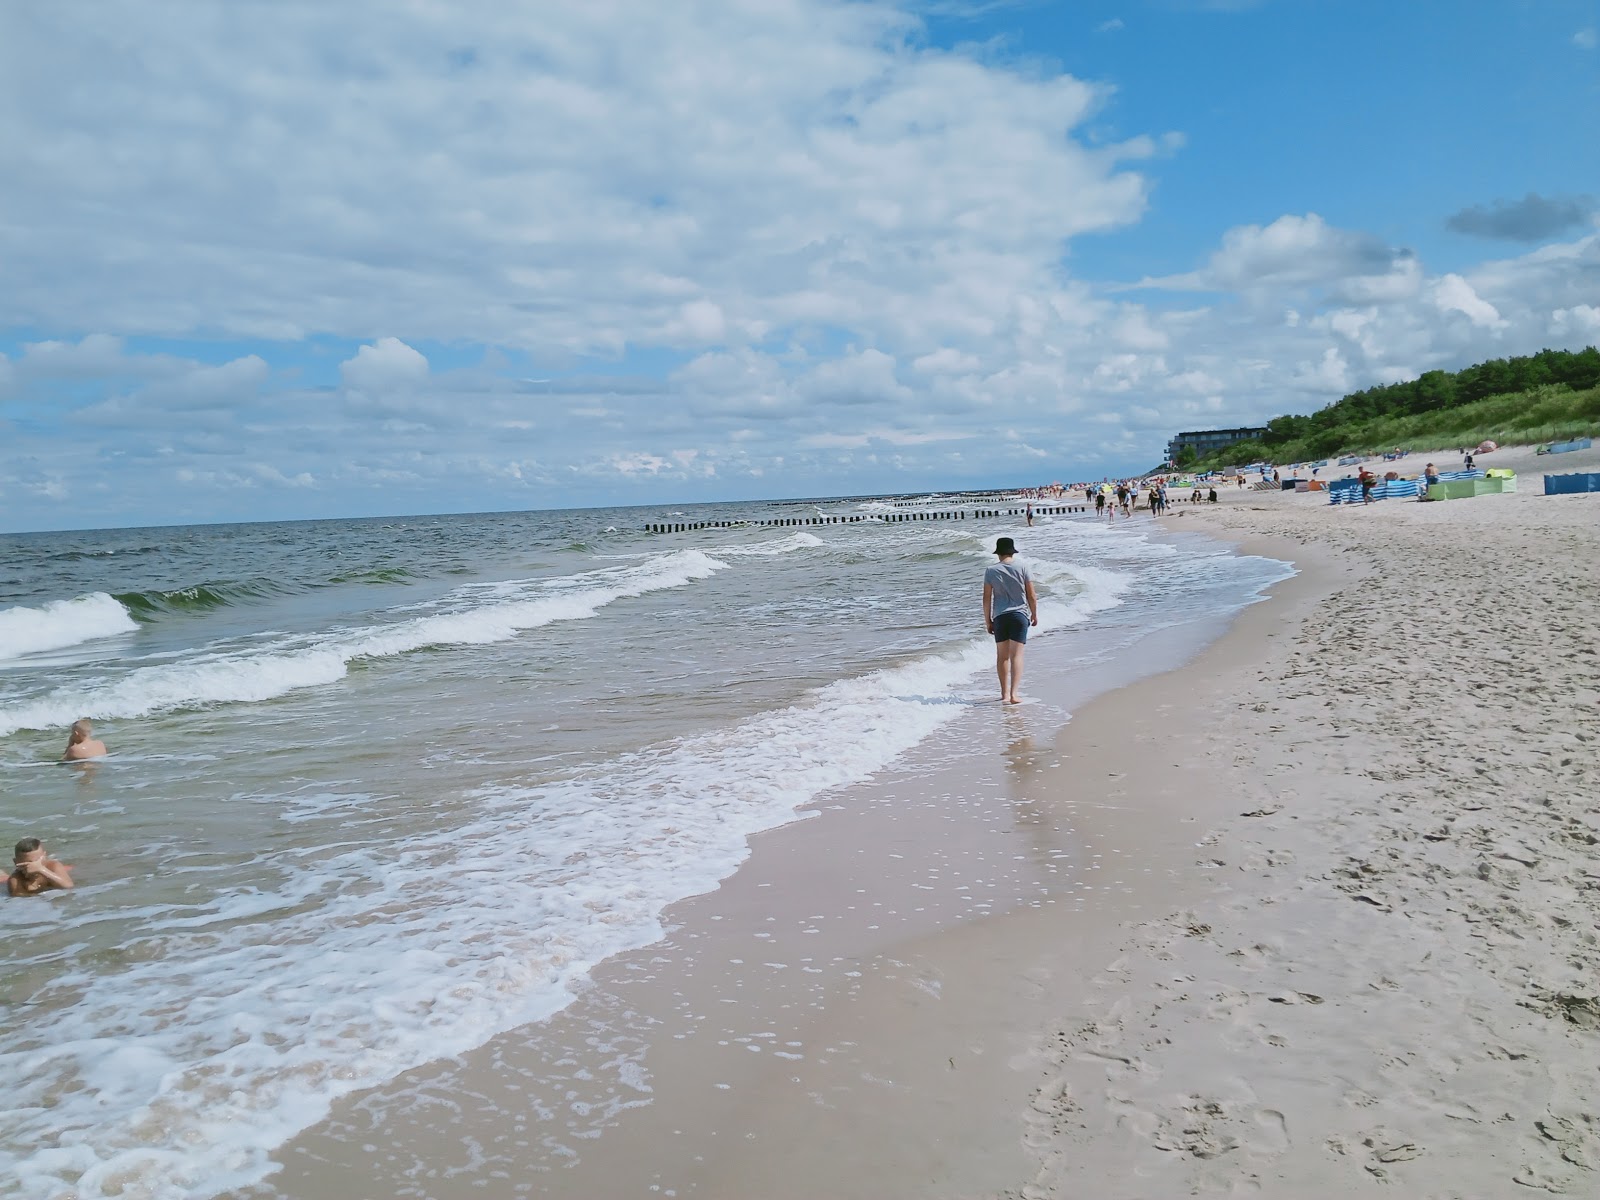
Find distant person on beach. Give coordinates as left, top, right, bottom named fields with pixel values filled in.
left=62, top=720, right=107, bottom=761
left=1095, top=490, right=1105, bottom=517
left=1360, top=469, right=1376, bottom=504
left=983, top=537, right=1039, bottom=706
left=1465, top=451, right=1475, bottom=470
left=7, top=838, right=74, bottom=897
left=1025, top=501, right=1034, bottom=527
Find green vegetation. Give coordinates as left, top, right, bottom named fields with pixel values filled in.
left=1191, top=346, right=1600, bottom=469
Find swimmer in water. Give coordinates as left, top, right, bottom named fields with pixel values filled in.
left=7, top=838, right=75, bottom=897
left=62, top=719, right=107, bottom=761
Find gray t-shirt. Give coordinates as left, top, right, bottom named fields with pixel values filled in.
left=984, top=560, right=1032, bottom=618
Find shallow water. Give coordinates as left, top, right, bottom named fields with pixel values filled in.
left=0, top=498, right=1290, bottom=1199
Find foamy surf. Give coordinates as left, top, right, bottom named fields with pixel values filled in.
left=1, top=501, right=1295, bottom=1200
left=0, top=550, right=725, bottom=736
left=0, top=602, right=1099, bottom=1199
left=0, top=592, right=138, bottom=661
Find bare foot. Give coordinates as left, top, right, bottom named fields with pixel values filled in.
left=1005, top=696, right=1022, bottom=705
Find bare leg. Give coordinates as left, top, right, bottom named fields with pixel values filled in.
left=1005, top=641, right=1025, bottom=703
left=994, top=642, right=1012, bottom=701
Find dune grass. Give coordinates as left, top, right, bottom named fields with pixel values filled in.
left=1195, top=383, right=1600, bottom=469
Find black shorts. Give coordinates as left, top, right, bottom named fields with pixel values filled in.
left=993, top=610, right=1030, bottom=643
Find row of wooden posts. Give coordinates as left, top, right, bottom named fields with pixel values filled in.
left=644, top=504, right=1088, bottom=534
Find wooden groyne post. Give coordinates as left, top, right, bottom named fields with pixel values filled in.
left=644, top=504, right=1089, bottom=533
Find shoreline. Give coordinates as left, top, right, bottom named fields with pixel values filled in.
left=254, top=521, right=1326, bottom=1199
left=256, top=478, right=1599, bottom=1199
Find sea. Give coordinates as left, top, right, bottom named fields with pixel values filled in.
left=0, top=495, right=1292, bottom=1199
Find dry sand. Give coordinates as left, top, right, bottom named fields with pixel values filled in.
left=1014, top=457, right=1600, bottom=1198
left=255, top=449, right=1599, bottom=1199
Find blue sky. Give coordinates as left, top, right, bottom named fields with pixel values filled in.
left=1, top=0, right=1596, bottom=532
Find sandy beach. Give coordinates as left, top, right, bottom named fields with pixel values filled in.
left=1012, top=444, right=1600, bottom=1198
left=244, top=446, right=1599, bottom=1200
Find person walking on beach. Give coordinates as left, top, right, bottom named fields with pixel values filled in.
left=63, top=719, right=107, bottom=761
left=7, top=837, right=74, bottom=897
left=984, top=537, right=1039, bottom=705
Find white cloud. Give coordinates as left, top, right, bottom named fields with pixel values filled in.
left=1149, top=213, right=1403, bottom=291
left=1551, top=304, right=1600, bottom=341
left=143, top=356, right=271, bottom=408
left=801, top=348, right=911, bottom=407
left=802, top=426, right=971, bottom=449
left=1574, top=28, right=1598, bottom=50
left=1294, top=347, right=1351, bottom=393
left=606, top=452, right=673, bottom=476
left=0, top=5, right=1595, bottom=529
left=339, top=338, right=429, bottom=392
left=911, top=347, right=981, bottom=374
left=0, top=2, right=1148, bottom=358
left=249, top=463, right=317, bottom=489
left=19, top=334, right=186, bottom=378
left=1432, top=273, right=1506, bottom=329
left=674, top=300, right=728, bottom=345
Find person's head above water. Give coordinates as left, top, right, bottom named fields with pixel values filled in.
left=14, top=837, right=42, bottom=863
left=994, top=537, right=1017, bottom=557
left=62, top=719, right=107, bottom=761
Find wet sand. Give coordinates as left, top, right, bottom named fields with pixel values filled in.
left=253, top=454, right=1598, bottom=1199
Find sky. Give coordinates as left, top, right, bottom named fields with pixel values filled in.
left=1, top=0, right=1597, bottom=532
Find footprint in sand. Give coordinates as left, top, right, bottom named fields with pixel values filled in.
left=1249, top=1107, right=1290, bottom=1155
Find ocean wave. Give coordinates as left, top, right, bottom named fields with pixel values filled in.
left=0, top=616, right=1010, bottom=1199
left=112, top=579, right=293, bottom=619
left=43, top=544, right=167, bottom=562
left=0, top=593, right=139, bottom=660
left=594, top=531, right=821, bottom=561
left=0, top=550, right=726, bottom=736
left=1032, top=559, right=1134, bottom=625
left=0, top=540, right=1145, bottom=1198
left=711, top=531, right=824, bottom=557
left=323, top=566, right=416, bottom=586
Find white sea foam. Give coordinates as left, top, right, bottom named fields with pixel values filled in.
left=594, top=530, right=820, bottom=561
left=0, top=514, right=1291, bottom=1200
left=713, top=531, right=824, bottom=556
left=0, top=550, right=725, bottom=736
left=0, top=592, right=138, bottom=661
left=0, top=556, right=1138, bottom=1200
